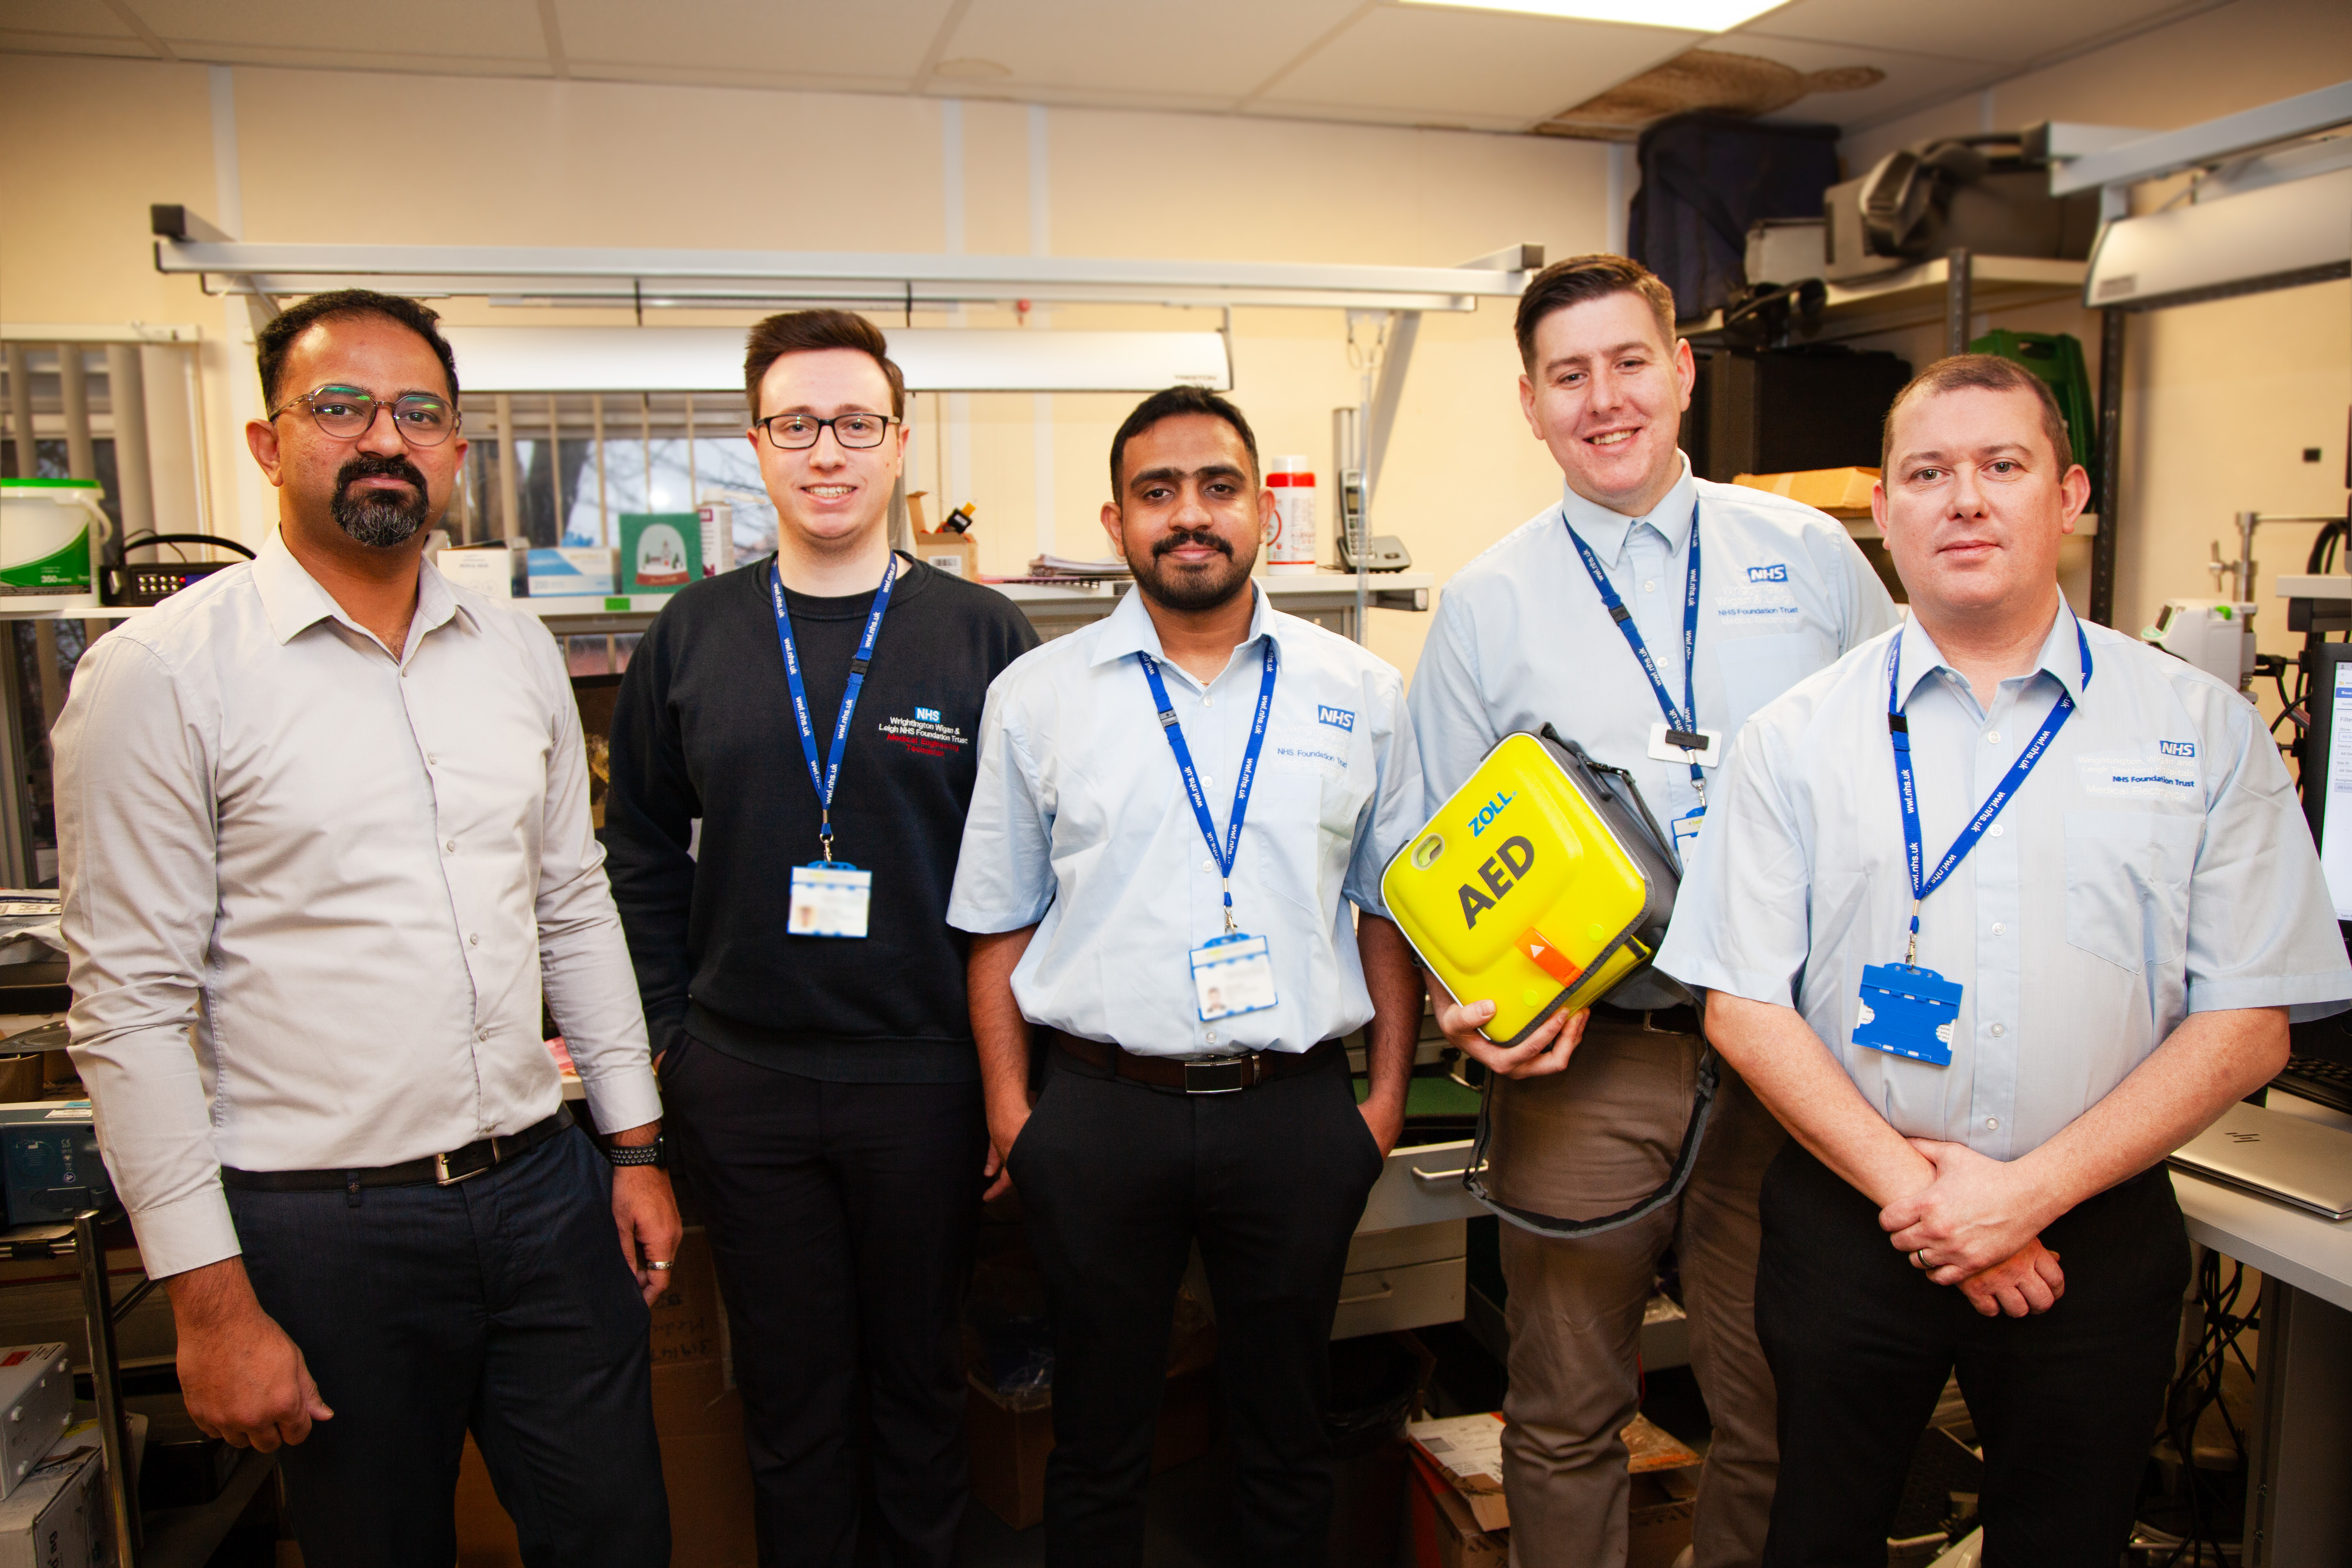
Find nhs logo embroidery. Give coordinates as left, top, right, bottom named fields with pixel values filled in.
left=915, top=707, right=942, bottom=723
left=2159, top=740, right=2197, bottom=758
left=1317, top=705, right=1355, bottom=731
left=1747, top=564, right=1789, bottom=583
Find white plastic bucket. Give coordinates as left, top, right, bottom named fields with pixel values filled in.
left=0, top=480, right=104, bottom=609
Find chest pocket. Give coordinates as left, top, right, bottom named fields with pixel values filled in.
left=2063, top=810, right=2202, bottom=973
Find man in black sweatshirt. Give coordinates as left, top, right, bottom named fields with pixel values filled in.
left=603, top=309, right=1036, bottom=1568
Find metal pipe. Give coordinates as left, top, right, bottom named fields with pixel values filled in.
left=593, top=392, right=609, bottom=547
left=4, top=344, right=36, bottom=477
left=106, top=345, right=155, bottom=556
left=58, top=347, right=96, bottom=482
left=1944, top=250, right=1973, bottom=358
left=2090, top=308, right=2125, bottom=626
left=74, top=1210, right=140, bottom=1565
left=547, top=393, right=562, bottom=544
left=494, top=394, right=518, bottom=542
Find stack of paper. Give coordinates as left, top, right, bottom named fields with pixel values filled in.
left=1027, top=554, right=1132, bottom=578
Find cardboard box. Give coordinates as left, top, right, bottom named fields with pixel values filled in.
left=1730, top=465, right=1880, bottom=518
left=619, top=514, right=701, bottom=594
left=523, top=547, right=616, bottom=598
left=1406, top=1411, right=1700, bottom=1568
left=911, top=529, right=976, bottom=580
left=455, top=1230, right=756, bottom=1568
left=0, top=1425, right=106, bottom=1568
left=438, top=545, right=516, bottom=599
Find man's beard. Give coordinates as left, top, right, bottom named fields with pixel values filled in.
left=1130, top=527, right=1253, bottom=612
left=330, top=454, right=432, bottom=548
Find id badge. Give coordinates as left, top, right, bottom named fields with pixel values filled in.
left=1647, top=721, right=1723, bottom=768
left=1190, top=933, right=1278, bottom=1022
left=1852, top=962, right=1960, bottom=1067
left=787, top=864, right=872, bottom=939
left=1670, top=806, right=1705, bottom=866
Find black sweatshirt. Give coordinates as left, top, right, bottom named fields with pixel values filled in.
left=603, top=552, right=1039, bottom=1081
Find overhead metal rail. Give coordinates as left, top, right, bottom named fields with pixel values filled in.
left=149, top=227, right=1542, bottom=315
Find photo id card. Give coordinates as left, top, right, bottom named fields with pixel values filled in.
left=1190, top=933, right=1278, bottom=1022
left=1852, top=962, right=1961, bottom=1067
left=787, top=864, right=872, bottom=939
left=1647, top=721, right=1723, bottom=769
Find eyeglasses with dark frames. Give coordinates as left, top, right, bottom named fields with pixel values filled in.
left=754, top=411, right=900, bottom=451
left=268, top=385, right=460, bottom=447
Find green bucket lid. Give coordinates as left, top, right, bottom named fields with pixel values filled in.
left=0, top=477, right=103, bottom=490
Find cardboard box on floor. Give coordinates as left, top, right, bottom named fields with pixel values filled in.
left=1405, top=1411, right=1700, bottom=1568
left=456, top=1228, right=756, bottom=1568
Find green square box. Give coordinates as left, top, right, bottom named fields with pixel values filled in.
left=618, top=513, right=702, bottom=594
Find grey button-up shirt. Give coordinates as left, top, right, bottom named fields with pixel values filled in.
left=57, top=528, right=660, bottom=1278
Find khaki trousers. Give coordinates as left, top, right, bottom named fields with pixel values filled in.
left=1489, top=1019, right=1786, bottom=1568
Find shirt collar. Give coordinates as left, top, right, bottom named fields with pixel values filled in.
left=1559, top=451, right=1698, bottom=567
left=251, top=524, right=469, bottom=653
left=1088, top=580, right=1278, bottom=675
left=1895, top=595, right=2087, bottom=709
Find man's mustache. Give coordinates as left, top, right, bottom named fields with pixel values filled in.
left=1153, top=529, right=1232, bottom=560
left=335, top=453, right=428, bottom=494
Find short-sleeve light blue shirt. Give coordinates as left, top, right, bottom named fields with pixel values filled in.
left=947, top=585, right=1424, bottom=1057
left=1656, top=599, right=2352, bottom=1160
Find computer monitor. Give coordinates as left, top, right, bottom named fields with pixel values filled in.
left=2298, top=639, right=2352, bottom=924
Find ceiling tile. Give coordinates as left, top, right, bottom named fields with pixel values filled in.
left=1735, top=0, right=2200, bottom=67
left=132, top=0, right=547, bottom=59
left=1720, top=35, right=1994, bottom=131
left=0, top=0, right=136, bottom=39
left=556, top=0, right=955, bottom=81
left=1261, top=5, right=1701, bottom=125
left=938, top=0, right=1364, bottom=102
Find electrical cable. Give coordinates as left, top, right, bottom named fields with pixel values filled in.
left=2143, top=1249, right=2259, bottom=1567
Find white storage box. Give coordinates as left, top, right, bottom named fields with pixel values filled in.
left=0, top=1348, right=70, bottom=1501
left=0, top=1425, right=101, bottom=1568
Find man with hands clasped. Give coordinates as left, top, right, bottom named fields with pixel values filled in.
left=1657, top=354, right=2352, bottom=1564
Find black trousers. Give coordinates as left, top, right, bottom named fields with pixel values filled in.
left=228, top=1126, right=667, bottom=1568
left=1755, top=1142, right=2189, bottom=1568
left=661, top=1034, right=986, bottom=1568
left=1007, top=1042, right=1386, bottom=1568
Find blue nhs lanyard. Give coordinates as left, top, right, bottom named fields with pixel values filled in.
left=771, top=553, right=897, bottom=863
left=1137, top=641, right=1278, bottom=934
left=1886, top=622, right=2092, bottom=964
left=1568, top=510, right=1706, bottom=801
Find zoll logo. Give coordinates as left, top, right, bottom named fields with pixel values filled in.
left=1468, top=791, right=1514, bottom=837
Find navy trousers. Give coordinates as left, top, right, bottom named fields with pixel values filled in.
left=1756, top=1142, right=2187, bottom=1568
left=227, top=1124, right=668, bottom=1568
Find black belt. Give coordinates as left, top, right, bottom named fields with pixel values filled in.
left=222, top=1108, right=574, bottom=1192
left=1048, top=1031, right=1342, bottom=1094
left=1590, top=1002, right=1702, bottom=1036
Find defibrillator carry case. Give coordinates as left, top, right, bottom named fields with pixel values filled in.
left=1381, top=725, right=1716, bottom=1238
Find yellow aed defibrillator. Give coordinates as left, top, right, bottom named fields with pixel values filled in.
left=1384, top=726, right=1716, bottom=1240
left=1382, top=726, right=1688, bottom=1047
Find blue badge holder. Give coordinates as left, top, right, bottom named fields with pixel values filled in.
left=1853, top=963, right=1961, bottom=1067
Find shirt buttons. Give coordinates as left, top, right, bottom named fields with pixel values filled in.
left=1989, top=824, right=2004, bottom=838
left=1991, top=922, right=2005, bottom=936
left=426, top=754, right=437, bottom=765
left=1202, top=859, right=1215, bottom=873
left=1985, top=1117, right=2000, bottom=1131
left=475, top=1026, right=488, bottom=1042
left=1643, top=580, right=1657, bottom=593
left=469, top=933, right=481, bottom=946
left=1989, top=1023, right=2006, bottom=1037
left=1986, top=731, right=2000, bottom=743
left=1202, top=694, right=1215, bottom=707
left=444, top=840, right=456, bottom=853
left=1205, top=1031, right=1217, bottom=1044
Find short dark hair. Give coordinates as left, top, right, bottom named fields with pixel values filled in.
left=1109, top=386, right=1259, bottom=494
left=1514, top=254, right=1678, bottom=370
left=254, top=289, right=458, bottom=410
left=1881, top=353, right=2073, bottom=472
left=743, top=309, right=905, bottom=421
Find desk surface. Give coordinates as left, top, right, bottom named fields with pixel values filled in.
left=2174, top=1166, right=2352, bottom=1312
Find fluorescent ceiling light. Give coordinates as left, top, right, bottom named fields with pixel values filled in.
left=1397, top=0, right=1788, bottom=29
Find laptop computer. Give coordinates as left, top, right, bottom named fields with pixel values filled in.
left=2168, top=1100, right=2352, bottom=1221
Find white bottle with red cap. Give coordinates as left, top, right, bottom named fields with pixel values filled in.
left=1264, top=456, right=1319, bottom=575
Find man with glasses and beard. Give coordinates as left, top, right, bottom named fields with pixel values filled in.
left=949, top=386, right=1426, bottom=1566
left=54, top=290, right=676, bottom=1568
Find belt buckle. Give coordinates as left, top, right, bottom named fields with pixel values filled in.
left=434, top=1148, right=491, bottom=1186
left=1182, top=1057, right=1247, bottom=1095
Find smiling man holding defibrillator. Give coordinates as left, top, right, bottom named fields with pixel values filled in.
left=1408, top=255, right=1896, bottom=1567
